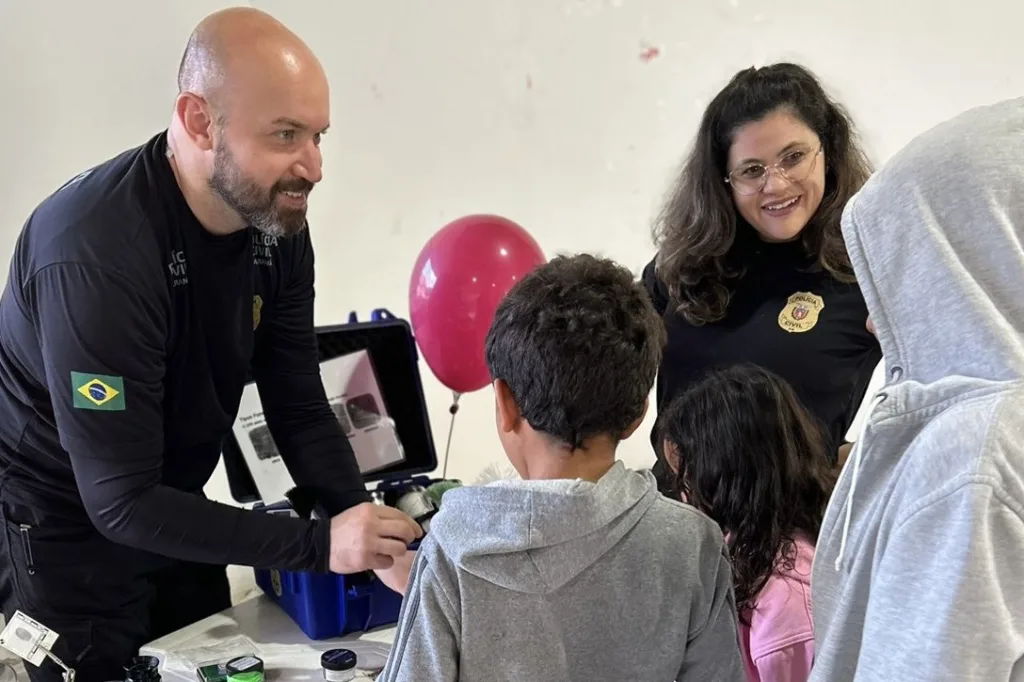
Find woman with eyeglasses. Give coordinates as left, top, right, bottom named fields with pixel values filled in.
left=643, top=63, right=881, bottom=489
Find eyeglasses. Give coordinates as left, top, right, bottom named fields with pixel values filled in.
left=724, top=146, right=823, bottom=196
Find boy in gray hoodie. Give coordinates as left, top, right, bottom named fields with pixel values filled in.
left=379, top=254, right=745, bottom=681
left=809, top=98, right=1024, bottom=681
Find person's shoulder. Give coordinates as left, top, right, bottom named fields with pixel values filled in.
left=632, top=496, right=733, bottom=610
left=18, top=134, right=169, bottom=277
left=411, top=533, right=462, bottom=597
left=907, top=380, right=1022, bottom=458
left=642, top=495, right=728, bottom=554
left=640, top=255, right=660, bottom=287
left=945, top=382, right=1024, bottom=504
left=887, top=381, right=1024, bottom=521
left=416, top=532, right=447, bottom=562
left=640, top=254, right=670, bottom=315
left=649, top=493, right=720, bottom=527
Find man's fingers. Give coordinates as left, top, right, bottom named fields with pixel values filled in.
left=373, top=505, right=425, bottom=538
left=372, top=537, right=412, bottom=560
left=378, top=518, right=418, bottom=544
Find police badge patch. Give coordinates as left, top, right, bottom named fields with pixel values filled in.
left=778, top=292, right=825, bottom=333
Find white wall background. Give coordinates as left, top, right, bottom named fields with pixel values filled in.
left=3, top=0, right=1021, bottom=602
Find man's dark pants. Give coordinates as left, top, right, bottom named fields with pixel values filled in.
left=0, top=483, right=231, bottom=682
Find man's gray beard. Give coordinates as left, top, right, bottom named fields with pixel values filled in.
left=208, top=144, right=308, bottom=238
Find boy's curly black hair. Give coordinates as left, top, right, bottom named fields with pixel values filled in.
left=485, top=253, right=666, bottom=450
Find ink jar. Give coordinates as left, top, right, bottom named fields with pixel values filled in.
left=320, top=649, right=357, bottom=682
left=225, top=656, right=265, bottom=682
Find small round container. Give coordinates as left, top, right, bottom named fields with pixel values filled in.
left=225, top=656, right=264, bottom=677
left=320, top=649, right=357, bottom=682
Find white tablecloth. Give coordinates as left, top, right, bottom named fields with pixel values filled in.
left=141, top=596, right=397, bottom=682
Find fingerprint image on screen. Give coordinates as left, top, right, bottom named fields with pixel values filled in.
left=248, top=424, right=281, bottom=461
left=346, top=394, right=382, bottom=429
left=330, top=402, right=354, bottom=436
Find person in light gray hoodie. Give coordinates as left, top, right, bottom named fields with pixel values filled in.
left=809, top=97, right=1024, bottom=681
left=379, top=254, right=745, bottom=682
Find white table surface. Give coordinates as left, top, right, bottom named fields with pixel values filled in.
left=141, top=595, right=397, bottom=682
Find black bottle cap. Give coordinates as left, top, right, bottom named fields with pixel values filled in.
left=320, top=649, right=357, bottom=672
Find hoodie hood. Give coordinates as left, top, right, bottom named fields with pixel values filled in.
left=828, top=97, right=1024, bottom=571
left=810, top=98, right=1024, bottom=682
left=428, top=461, right=658, bottom=594
left=842, top=97, right=1024, bottom=386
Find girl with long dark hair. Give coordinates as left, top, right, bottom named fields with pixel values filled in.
left=660, top=363, right=837, bottom=682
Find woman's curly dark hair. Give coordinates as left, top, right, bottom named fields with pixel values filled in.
left=658, top=363, right=837, bottom=623
left=653, top=62, right=873, bottom=326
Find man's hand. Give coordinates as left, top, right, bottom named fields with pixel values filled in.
left=329, top=503, right=422, bottom=574
left=375, top=548, right=417, bottom=595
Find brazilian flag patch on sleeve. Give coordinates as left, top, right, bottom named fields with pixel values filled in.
left=71, top=372, right=126, bottom=411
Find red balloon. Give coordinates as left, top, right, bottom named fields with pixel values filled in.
left=409, top=214, right=546, bottom=394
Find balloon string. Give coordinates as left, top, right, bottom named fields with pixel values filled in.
left=442, top=391, right=460, bottom=480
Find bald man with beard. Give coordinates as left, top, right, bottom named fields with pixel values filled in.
left=0, top=9, right=420, bottom=681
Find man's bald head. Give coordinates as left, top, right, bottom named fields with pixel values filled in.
left=176, top=7, right=326, bottom=114
left=170, top=7, right=330, bottom=239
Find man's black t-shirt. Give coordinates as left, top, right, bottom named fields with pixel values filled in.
left=644, top=232, right=882, bottom=472
left=0, top=131, right=369, bottom=572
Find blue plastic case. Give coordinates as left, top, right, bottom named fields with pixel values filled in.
left=221, top=308, right=439, bottom=639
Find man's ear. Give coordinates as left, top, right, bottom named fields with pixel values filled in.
left=493, top=379, right=520, bottom=433
left=174, top=92, right=216, bottom=152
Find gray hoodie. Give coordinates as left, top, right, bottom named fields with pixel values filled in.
left=378, top=461, right=745, bottom=681
left=809, top=98, right=1024, bottom=681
